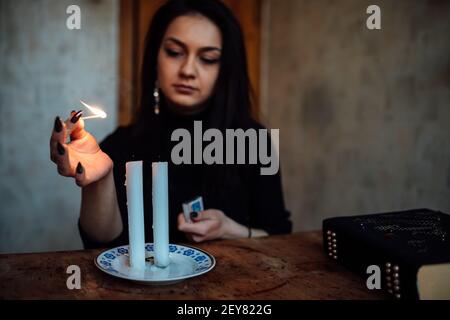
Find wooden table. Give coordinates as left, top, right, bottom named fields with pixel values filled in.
left=0, top=231, right=387, bottom=299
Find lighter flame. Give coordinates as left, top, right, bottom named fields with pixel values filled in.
left=80, top=100, right=107, bottom=119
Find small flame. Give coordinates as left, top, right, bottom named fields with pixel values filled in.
left=80, top=100, right=107, bottom=118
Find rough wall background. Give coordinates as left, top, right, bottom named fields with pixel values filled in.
left=262, top=0, right=450, bottom=231
left=0, top=0, right=118, bottom=253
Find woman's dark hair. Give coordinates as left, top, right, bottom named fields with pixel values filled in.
left=133, top=0, right=255, bottom=209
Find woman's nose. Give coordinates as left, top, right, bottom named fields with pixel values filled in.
left=179, top=55, right=197, bottom=79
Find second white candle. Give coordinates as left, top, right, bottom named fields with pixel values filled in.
left=152, top=162, right=170, bottom=268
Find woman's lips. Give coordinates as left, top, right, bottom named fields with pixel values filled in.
left=173, top=84, right=198, bottom=95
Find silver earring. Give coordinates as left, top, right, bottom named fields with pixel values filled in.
left=153, top=84, right=160, bottom=115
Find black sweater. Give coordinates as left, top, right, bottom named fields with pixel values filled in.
left=78, top=108, right=292, bottom=249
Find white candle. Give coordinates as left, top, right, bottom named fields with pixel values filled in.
left=152, top=162, right=170, bottom=268
left=125, top=161, right=146, bottom=270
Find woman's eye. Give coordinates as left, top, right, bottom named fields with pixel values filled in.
left=165, top=48, right=182, bottom=57
left=200, top=57, right=220, bottom=65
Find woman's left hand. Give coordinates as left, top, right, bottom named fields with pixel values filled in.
left=177, top=209, right=247, bottom=242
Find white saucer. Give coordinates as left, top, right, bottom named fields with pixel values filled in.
left=95, top=243, right=215, bottom=285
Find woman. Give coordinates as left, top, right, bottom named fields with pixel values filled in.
left=50, top=0, right=291, bottom=249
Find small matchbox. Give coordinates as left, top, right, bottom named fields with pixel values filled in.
left=182, top=196, right=204, bottom=223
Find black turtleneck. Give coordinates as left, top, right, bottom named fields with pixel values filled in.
left=78, top=105, right=292, bottom=249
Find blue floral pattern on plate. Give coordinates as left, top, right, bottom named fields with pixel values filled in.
left=95, top=243, right=215, bottom=285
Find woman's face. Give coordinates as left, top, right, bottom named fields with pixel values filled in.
left=157, top=14, right=222, bottom=114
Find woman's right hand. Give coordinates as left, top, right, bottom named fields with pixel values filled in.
left=50, top=110, right=113, bottom=187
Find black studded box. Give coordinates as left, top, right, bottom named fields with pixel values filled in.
left=323, top=208, right=450, bottom=300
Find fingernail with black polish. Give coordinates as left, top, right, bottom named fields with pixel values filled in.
left=71, top=110, right=83, bottom=123
left=54, top=116, right=62, bottom=133
left=190, top=211, right=198, bottom=219
left=76, top=162, right=84, bottom=174
left=57, top=142, right=65, bottom=155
